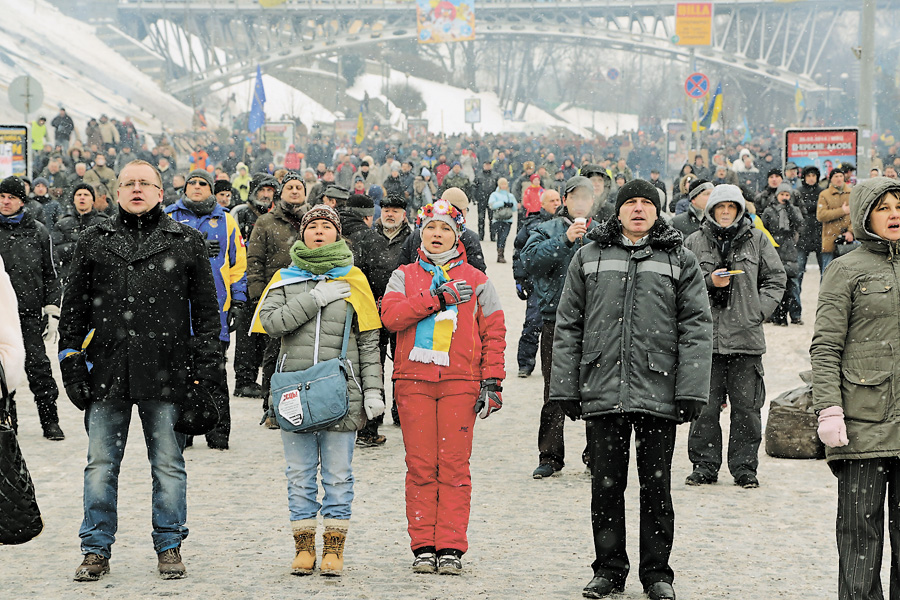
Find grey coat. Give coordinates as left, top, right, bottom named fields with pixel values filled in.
left=549, top=217, right=713, bottom=422
left=810, top=177, right=900, bottom=462
left=259, top=280, right=383, bottom=432
left=684, top=219, right=786, bottom=355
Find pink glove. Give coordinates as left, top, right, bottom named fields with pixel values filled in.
left=817, top=406, right=849, bottom=448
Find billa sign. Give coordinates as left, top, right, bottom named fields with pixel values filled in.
left=675, top=3, right=713, bottom=46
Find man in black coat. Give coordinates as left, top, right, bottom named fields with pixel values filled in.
left=59, top=160, right=221, bottom=582
left=53, top=183, right=109, bottom=276
left=51, top=108, right=75, bottom=151
left=351, top=193, right=412, bottom=443
left=474, top=160, right=498, bottom=241
left=0, top=176, right=64, bottom=440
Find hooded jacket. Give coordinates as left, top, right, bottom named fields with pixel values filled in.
left=811, top=177, right=900, bottom=462
left=549, top=217, right=712, bottom=421
left=0, top=209, right=60, bottom=315
left=684, top=194, right=786, bottom=355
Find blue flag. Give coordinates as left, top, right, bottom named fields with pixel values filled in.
left=248, top=65, right=266, bottom=132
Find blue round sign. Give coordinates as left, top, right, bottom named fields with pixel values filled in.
left=684, top=73, right=710, bottom=99
left=607, top=68, right=620, bottom=81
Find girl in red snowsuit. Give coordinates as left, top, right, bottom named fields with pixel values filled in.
left=381, top=199, right=506, bottom=575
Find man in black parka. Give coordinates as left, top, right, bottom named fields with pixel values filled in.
left=59, top=160, right=221, bottom=582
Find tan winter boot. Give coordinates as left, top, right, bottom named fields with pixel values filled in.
left=290, top=519, right=317, bottom=575
left=319, top=519, right=348, bottom=577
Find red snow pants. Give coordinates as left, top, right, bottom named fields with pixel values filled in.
left=394, top=379, right=479, bottom=554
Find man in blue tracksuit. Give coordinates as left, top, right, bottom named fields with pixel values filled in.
left=165, top=169, right=247, bottom=449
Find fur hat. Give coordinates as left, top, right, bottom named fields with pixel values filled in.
left=614, top=179, right=662, bottom=214
left=300, top=204, right=342, bottom=237
left=347, top=193, right=375, bottom=218
left=381, top=194, right=407, bottom=210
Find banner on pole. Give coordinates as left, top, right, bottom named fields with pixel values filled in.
left=675, top=3, right=713, bottom=46
left=416, top=0, right=475, bottom=44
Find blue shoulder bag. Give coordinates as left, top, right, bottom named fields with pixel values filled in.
left=270, top=305, right=357, bottom=433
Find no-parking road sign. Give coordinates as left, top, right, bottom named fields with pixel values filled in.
left=684, top=72, right=709, bottom=100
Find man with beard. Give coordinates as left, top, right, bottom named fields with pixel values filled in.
left=164, top=170, right=246, bottom=449
left=352, top=193, right=412, bottom=441
left=246, top=171, right=309, bottom=426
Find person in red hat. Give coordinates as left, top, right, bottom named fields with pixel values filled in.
left=521, top=173, right=545, bottom=216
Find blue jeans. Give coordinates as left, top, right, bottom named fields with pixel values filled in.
left=281, top=429, right=356, bottom=521
left=81, top=400, right=187, bottom=558
left=517, top=293, right=542, bottom=372
left=821, top=252, right=834, bottom=277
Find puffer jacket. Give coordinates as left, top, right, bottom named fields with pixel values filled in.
left=811, top=177, right=900, bottom=462
left=512, top=208, right=554, bottom=283
left=761, top=201, right=804, bottom=278
left=685, top=218, right=786, bottom=355
left=0, top=210, right=60, bottom=315
left=549, top=217, right=712, bottom=421
left=246, top=201, right=306, bottom=300
left=381, top=244, right=505, bottom=383
left=816, top=184, right=851, bottom=253
left=258, top=275, right=383, bottom=433
left=521, top=210, right=600, bottom=322
left=796, top=180, right=823, bottom=252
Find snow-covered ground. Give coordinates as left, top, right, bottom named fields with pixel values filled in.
left=0, top=0, right=192, bottom=133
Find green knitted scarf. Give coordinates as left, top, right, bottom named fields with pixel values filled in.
left=289, top=239, right=353, bottom=275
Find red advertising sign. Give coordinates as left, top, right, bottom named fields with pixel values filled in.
left=784, top=128, right=858, bottom=174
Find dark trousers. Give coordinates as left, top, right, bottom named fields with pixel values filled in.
left=516, top=294, right=542, bottom=373
left=493, top=221, right=512, bottom=255
left=688, top=353, right=764, bottom=478
left=771, top=278, right=798, bottom=325
left=833, top=458, right=900, bottom=600
left=538, top=320, right=565, bottom=469
left=234, top=305, right=266, bottom=386
left=17, top=314, right=60, bottom=430
left=360, top=329, right=395, bottom=437
left=586, top=414, right=676, bottom=588
left=206, top=340, right=231, bottom=444
left=795, top=250, right=824, bottom=320
left=477, top=201, right=492, bottom=241
left=260, top=337, right=280, bottom=411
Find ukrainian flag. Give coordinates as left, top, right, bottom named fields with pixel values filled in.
left=697, top=83, right=723, bottom=130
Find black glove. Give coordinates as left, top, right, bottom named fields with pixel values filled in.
left=204, top=238, right=221, bottom=257
left=515, top=281, right=530, bottom=301
left=676, top=400, right=704, bottom=423
left=558, top=400, right=582, bottom=421
left=474, top=378, right=503, bottom=419
left=228, top=300, right=246, bottom=333
left=65, top=382, right=92, bottom=411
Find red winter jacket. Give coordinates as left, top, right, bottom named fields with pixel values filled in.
left=435, top=163, right=450, bottom=186
left=521, top=185, right=544, bottom=214
left=381, top=244, right=506, bottom=383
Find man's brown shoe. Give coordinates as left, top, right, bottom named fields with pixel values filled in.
left=74, top=553, right=109, bottom=582
left=157, top=547, right=187, bottom=579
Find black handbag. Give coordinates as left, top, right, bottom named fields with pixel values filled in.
left=0, top=362, right=44, bottom=545
left=270, top=305, right=357, bottom=433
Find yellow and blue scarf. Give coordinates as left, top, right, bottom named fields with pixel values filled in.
left=250, top=264, right=381, bottom=334
left=409, top=258, right=464, bottom=366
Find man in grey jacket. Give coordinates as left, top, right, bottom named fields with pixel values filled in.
left=683, top=184, right=786, bottom=489
left=551, top=179, right=713, bottom=600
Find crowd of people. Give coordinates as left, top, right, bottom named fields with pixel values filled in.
left=4, top=111, right=900, bottom=600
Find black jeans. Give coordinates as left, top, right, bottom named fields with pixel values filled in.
left=833, top=458, right=900, bottom=600
left=20, top=314, right=59, bottom=429
left=538, top=321, right=565, bottom=469
left=234, top=302, right=266, bottom=386
left=688, top=353, right=764, bottom=478
left=586, top=413, right=676, bottom=588
left=205, top=340, right=231, bottom=444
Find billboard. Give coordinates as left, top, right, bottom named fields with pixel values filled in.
left=675, top=3, right=712, bottom=46
left=416, top=0, right=475, bottom=44
left=464, top=98, right=481, bottom=124
left=0, top=125, right=29, bottom=179
left=784, top=128, right=858, bottom=175
left=408, top=119, right=429, bottom=139
left=263, top=121, right=295, bottom=158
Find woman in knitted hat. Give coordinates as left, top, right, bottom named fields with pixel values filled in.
left=256, top=204, right=384, bottom=577
left=381, top=201, right=507, bottom=575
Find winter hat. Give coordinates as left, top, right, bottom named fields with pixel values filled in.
left=214, top=180, right=232, bottom=195
left=801, top=165, right=821, bottom=180
left=688, top=180, right=714, bottom=201
left=614, top=173, right=627, bottom=183
left=416, top=199, right=466, bottom=236
left=828, top=168, right=845, bottom=182
left=236, top=161, right=248, bottom=173
left=564, top=175, right=593, bottom=196
left=704, top=183, right=746, bottom=224
left=323, top=184, right=350, bottom=200
left=71, top=182, right=96, bottom=202
left=580, top=164, right=610, bottom=181
left=360, top=160, right=370, bottom=168
left=0, top=176, right=27, bottom=201
left=775, top=182, right=794, bottom=197
left=280, top=171, right=306, bottom=191
left=766, top=168, right=783, bottom=179
left=32, top=177, right=50, bottom=189
left=390, top=161, right=401, bottom=172
left=440, top=187, right=469, bottom=213
left=347, top=193, right=375, bottom=218
left=530, top=174, right=541, bottom=183
left=301, top=204, right=342, bottom=236
left=785, top=161, right=798, bottom=171
left=421, top=167, right=432, bottom=178
left=381, top=193, right=407, bottom=210
left=451, top=161, right=461, bottom=168
left=186, top=169, right=214, bottom=188
left=250, top=173, right=281, bottom=196
left=614, top=178, right=663, bottom=214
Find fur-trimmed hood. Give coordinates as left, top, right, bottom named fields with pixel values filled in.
left=585, top=215, right=684, bottom=251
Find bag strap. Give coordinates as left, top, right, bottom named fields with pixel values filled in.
left=312, top=310, right=322, bottom=366
left=0, top=361, right=10, bottom=425
left=339, top=304, right=353, bottom=361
